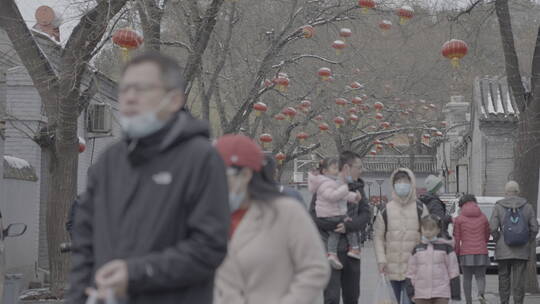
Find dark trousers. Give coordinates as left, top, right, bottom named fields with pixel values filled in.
left=391, top=280, right=413, bottom=304
left=497, top=259, right=528, bottom=304
left=324, top=250, right=360, bottom=304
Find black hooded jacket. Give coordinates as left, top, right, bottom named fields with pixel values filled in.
left=418, top=192, right=451, bottom=239
left=67, top=111, right=230, bottom=304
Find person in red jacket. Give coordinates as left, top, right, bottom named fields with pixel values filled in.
left=453, top=195, right=490, bottom=304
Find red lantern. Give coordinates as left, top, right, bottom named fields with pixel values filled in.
left=375, top=113, right=384, bottom=120
left=380, top=121, right=391, bottom=129
left=78, top=137, right=86, bottom=153
left=361, top=104, right=371, bottom=112
left=300, top=100, right=312, bottom=109
left=332, top=40, right=346, bottom=55
left=379, top=20, right=392, bottom=32
left=276, top=152, right=286, bottom=165
left=273, top=75, right=290, bottom=92
left=112, top=28, right=143, bottom=61
left=388, top=142, right=396, bottom=148
left=297, top=132, right=309, bottom=142
left=302, top=25, right=314, bottom=38
left=348, top=107, right=359, bottom=115
left=352, top=96, right=363, bottom=105
left=282, top=107, right=297, bottom=120
left=434, top=131, right=444, bottom=137
left=319, top=122, right=330, bottom=131
left=340, top=28, right=352, bottom=39
left=374, top=101, right=384, bottom=111
left=318, top=67, right=332, bottom=81
left=334, top=116, right=345, bottom=128
left=253, top=102, right=268, bottom=116
left=274, top=113, right=286, bottom=121
left=422, top=134, right=431, bottom=140
left=441, top=121, right=448, bottom=128
left=369, top=149, right=377, bottom=155
left=373, top=139, right=383, bottom=145
left=442, top=39, right=468, bottom=68
left=397, top=5, right=414, bottom=24
left=335, top=98, right=348, bottom=106
left=259, top=133, right=273, bottom=148
left=358, top=0, right=376, bottom=13
left=376, top=144, right=383, bottom=151
left=315, top=115, right=324, bottom=121
left=349, top=114, right=359, bottom=122
left=350, top=81, right=363, bottom=89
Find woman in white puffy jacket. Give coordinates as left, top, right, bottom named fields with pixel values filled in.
left=374, top=168, right=429, bottom=304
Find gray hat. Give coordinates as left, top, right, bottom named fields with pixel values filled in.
left=425, top=175, right=443, bottom=193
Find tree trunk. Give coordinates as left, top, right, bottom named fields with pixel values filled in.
left=496, top=0, right=540, bottom=293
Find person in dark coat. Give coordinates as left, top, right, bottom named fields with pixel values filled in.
left=261, top=154, right=306, bottom=207
left=310, top=151, right=370, bottom=304
left=419, top=174, right=451, bottom=239
left=67, top=53, right=230, bottom=304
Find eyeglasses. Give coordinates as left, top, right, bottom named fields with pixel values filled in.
left=118, top=83, right=165, bottom=95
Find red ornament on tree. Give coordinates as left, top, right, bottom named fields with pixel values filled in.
left=332, top=40, right=346, bottom=55
left=274, top=113, right=286, bottom=121
left=352, top=96, right=363, bottom=105
left=349, top=114, right=359, bottom=122
left=335, top=98, right=348, bottom=106
left=112, top=28, right=143, bottom=61
left=315, top=115, right=324, bottom=121
left=375, top=113, right=384, bottom=120
left=301, top=25, right=314, bottom=38
left=319, top=122, right=330, bottom=131
left=340, top=28, right=352, bottom=39
left=253, top=102, right=268, bottom=116
left=282, top=107, right=297, bottom=120
left=374, top=101, right=385, bottom=111
left=350, top=81, right=363, bottom=89
left=78, top=137, right=86, bottom=153
left=397, top=5, right=414, bottom=24
left=379, top=20, right=392, bottom=32
left=358, top=0, right=376, bottom=13
left=276, top=152, right=286, bottom=165
left=300, top=100, right=312, bottom=109
left=259, top=133, right=273, bottom=149
left=442, top=39, right=468, bottom=68
left=296, top=132, right=309, bottom=143
left=334, top=116, right=345, bottom=128
left=318, top=67, right=332, bottom=81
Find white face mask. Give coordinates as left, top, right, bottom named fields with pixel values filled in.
left=394, top=183, right=411, bottom=198
left=228, top=174, right=248, bottom=213
left=120, top=91, right=175, bottom=139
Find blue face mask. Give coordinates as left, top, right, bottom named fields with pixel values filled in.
left=394, top=183, right=411, bottom=197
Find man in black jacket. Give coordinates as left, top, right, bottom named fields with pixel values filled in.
left=67, top=53, right=230, bottom=304
left=310, top=151, right=370, bottom=304
left=419, top=174, right=451, bottom=239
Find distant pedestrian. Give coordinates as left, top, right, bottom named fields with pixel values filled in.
left=406, top=215, right=460, bottom=304
left=490, top=181, right=539, bottom=304
left=453, top=194, right=490, bottom=304
left=308, top=157, right=362, bottom=270
left=261, top=154, right=306, bottom=206
left=214, top=135, right=330, bottom=304
left=419, top=175, right=451, bottom=239
left=67, top=53, right=230, bottom=304
left=374, top=168, right=429, bottom=304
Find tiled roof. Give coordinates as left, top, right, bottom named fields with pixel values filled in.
left=475, top=77, right=520, bottom=121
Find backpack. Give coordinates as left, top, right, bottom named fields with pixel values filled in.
left=380, top=200, right=424, bottom=233
left=502, top=206, right=529, bottom=246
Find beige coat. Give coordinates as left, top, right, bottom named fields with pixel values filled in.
left=214, top=197, right=330, bottom=304
left=374, top=168, right=429, bottom=281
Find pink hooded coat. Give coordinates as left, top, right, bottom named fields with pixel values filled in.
left=406, top=239, right=460, bottom=300
left=308, top=173, right=357, bottom=218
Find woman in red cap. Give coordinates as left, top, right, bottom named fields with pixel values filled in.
left=214, top=134, right=330, bottom=304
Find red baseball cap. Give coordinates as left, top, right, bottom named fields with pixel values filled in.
left=215, top=134, right=263, bottom=172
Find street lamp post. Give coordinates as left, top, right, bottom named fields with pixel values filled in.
left=376, top=179, right=384, bottom=204
left=366, top=181, right=373, bottom=202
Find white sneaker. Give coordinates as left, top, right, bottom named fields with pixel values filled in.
left=328, top=254, right=343, bottom=270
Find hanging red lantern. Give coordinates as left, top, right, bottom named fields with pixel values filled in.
left=332, top=40, right=346, bottom=55
left=282, top=107, right=297, bottom=120
left=300, top=100, right=312, bottom=109
left=397, top=5, right=414, bottom=24
left=348, top=108, right=359, bottom=115
left=349, top=114, right=359, bottom=122
left=373, top=139, right=383, bottom=145
left=339, top=28, right=352, bottom=39
left=296, top=132, right=309, bottom=142
left=276, top=152, right=286, bottom=165
left=352, top=96, right=363, bottom=105
left=376, top=144, right=383, bottom=151
left=442, top=39, right=468, bottom=68
left=369, top=149, right=377, bottom=155
left=434, top=131, right=444, bottom=137
left=253, top=102, right=268, bottom=116
left=301, top=25, right=315, bottom=38
left=380, top=121, right=391, bottom=129
left=112, top=28, right=143, bottom=61
left=362, top=104, right=371, bottom=112
left=379, top=20, right=392, bottom=32
left=259, top=133, right=273, bottom=149
left=334, top=116, right=345, bottom=128
left=374, top=101, right=385, bottom=111
left=358, top=0, right=376, bottom=13
left=78, top=136, right=86, bottom=153
left=422, top=134, right=431, bottom=140
left=274, top=113, right=286, bottom=121
left=335, top=98, right=348, bottom=106
left=315, top=115, right=324, bottom=121
left=318, top=67, right=332, bottom=81
left=350, top=81, right=363, bottom=89
left=375, top=113, right=384, bottom=120
left=319, top=122, right=330, bottom=131
left=273, top=75, right=290, bottom=92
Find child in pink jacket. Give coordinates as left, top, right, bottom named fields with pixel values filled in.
left=308, top=158, right=360, bottom=270
left=406, top=215, right=460, bottom=304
